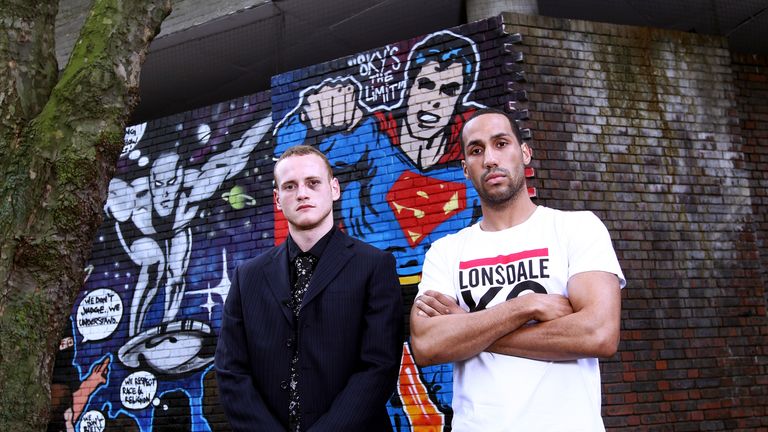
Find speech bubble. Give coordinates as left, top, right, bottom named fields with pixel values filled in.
left=79, top=410, right=105, bottom=432
left=76, top=289, right=122, bottom=342
left=122, top=123, right=146, bottom=156
left=120, top=371, right=158, bottom=410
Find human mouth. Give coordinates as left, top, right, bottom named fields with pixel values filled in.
left=483, top=170, right=508, bottom=184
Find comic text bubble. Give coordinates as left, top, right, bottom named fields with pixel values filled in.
left=79, top=410, right=105, bottom=432
left=122, top=123, right=146, bottom=157
left=76, top=289, right=122, bottom=342
left=120, top=371, right=157, bottom=410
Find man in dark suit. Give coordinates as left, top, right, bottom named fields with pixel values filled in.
left=215, top=145, right=402, bottom=431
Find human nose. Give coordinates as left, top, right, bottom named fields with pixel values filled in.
left=296, top=184, right=310, bottom=199
left=484, top=147, right=499, bottom=169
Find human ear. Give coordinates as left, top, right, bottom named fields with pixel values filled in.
left=521, top=143, right=532, bottom=165
left=274, top=188, right=282, bottom=211
left=330, top=177, right=341, bottom=201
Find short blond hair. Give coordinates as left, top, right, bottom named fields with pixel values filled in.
left=274, top=145, right=334, bottom=181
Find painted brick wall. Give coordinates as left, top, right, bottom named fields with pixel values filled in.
left=48, top=92, right=275, bottom=432
left=48, top=13, right=768, bottom=432
left=503, top=12, right=768, bottom=431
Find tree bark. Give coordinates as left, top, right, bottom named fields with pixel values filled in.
left=0, top=0, right=172, bottom=429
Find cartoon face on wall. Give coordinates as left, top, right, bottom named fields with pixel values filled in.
left=404, top=61, right=465, bottom=141
left=150, top=153, right=184, bottom=219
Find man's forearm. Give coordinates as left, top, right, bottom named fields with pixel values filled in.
left=410, top=290, right=576, bottom=365
left=486, top=309, right=619, bottom=361
left=410, top=298, right=535, bottom=366
left=487, top=275, right=622, bottom=361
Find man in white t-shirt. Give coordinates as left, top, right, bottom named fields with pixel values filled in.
left=410, top=108, right=626, bottom=431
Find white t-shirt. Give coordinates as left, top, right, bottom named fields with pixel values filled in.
left=418, top=206, right=626, bottom=432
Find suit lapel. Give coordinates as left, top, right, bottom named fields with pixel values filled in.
left=301, top=229, right=353, bottom=309
left=262, top=243, right=293, bottom=324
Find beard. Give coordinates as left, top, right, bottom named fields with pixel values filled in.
left=476, top=167, right=527, bottom=207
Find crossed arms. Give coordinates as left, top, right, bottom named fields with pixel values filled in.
left=409, top=270, right=622, bottom=366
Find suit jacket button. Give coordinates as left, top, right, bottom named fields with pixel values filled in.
left=280, top=380, right=288, bottom=390
left=286, top=338, right=293, bottom=348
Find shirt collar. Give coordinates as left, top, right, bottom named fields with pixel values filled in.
left=286, top=225, right=336, bottom=262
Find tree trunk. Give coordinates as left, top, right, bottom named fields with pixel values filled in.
left=0, top=0, right=172, bottom=429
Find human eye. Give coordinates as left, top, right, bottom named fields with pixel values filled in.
left=282, top=183, right=295, bottom=191
left=154, top=180, right=163, bottom=187
left=167, top=178, right=176, bottom=185
left=308, top=179, right=321, bottom=187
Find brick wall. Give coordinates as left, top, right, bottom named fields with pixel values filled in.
left=732, top=52, right=768, bottom=305
left=504, top=12, right=767, bottom=431
left=49, top=13, right=768, bottom=432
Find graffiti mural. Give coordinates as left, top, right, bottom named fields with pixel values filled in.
left=272, top=17, right=523, bottom=430
left=273, top=29, right=485, bottom=278
left=50, top=94, right=275, bottom=432
left=50, top=16, right=525, bottom=432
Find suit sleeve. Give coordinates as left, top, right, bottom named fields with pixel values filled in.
left=214, top=266, right=286, bottom=431
left=308, top=252, right=402, bottom=431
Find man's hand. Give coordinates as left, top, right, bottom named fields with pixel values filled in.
left=415, top=290, right=573, bottom=323
left=520, top=293, right=574, bottom=322
left=414, top=290, right=465, bottom=317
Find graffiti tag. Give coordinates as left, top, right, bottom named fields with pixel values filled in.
left=347, top=45, right=406, bottom=106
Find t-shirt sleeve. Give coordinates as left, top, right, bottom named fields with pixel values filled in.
left=417, top=237, right=458, bottom=299
left=564, top=211, right=626, bottom=289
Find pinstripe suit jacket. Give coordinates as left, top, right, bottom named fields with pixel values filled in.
left=215, top=228, right=402, bottom=431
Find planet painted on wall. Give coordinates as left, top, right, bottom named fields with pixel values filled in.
left=222, top=185, right=256, bottom=210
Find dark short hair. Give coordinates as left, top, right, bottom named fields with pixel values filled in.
left=274, top=145, right=334, bottom=181
left=459, top=107, right=525, bottom=153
